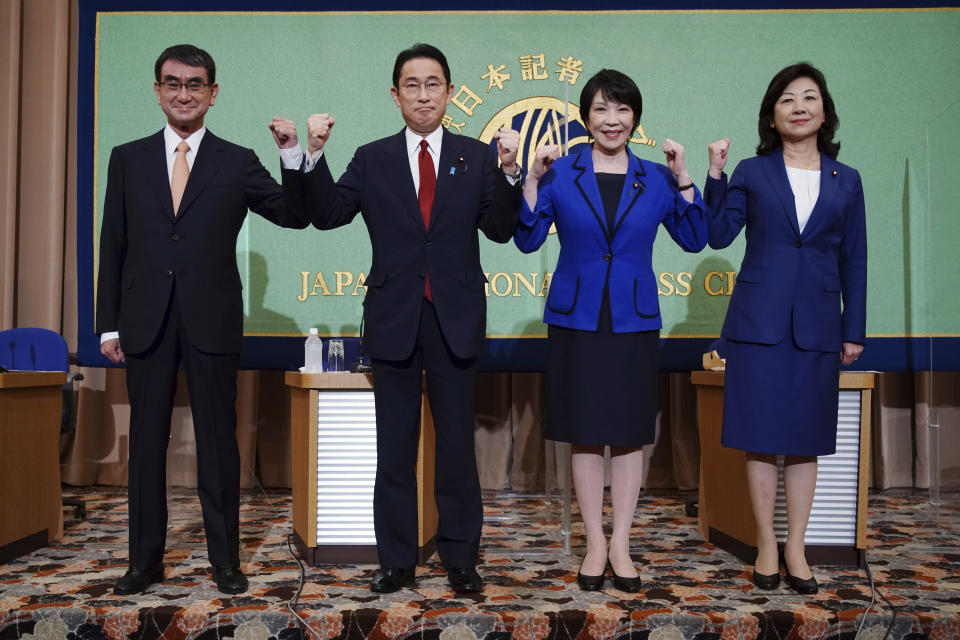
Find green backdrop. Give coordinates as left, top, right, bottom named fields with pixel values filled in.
left=92, top=9, right=960, bottom=340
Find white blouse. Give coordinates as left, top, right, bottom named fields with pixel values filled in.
left=785, top=166, right=820, bottom=234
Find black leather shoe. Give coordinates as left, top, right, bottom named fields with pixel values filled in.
left=114, top=564, right=164, bottom=595
left=576, top=568, right=604, bottom=591
left=447, top=567, right=483, bottom=593
left=370, top=567, right=415, bottom=593
left=784, top=565, right=818, bottom=594
left=212, top=565, right=248, bottom=595
left=752, top=569, right=781, bottom=590
left=609, top=564, right=642, bottom=593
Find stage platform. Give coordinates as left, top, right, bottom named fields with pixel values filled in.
left=1, top=487, right=957, bottom=640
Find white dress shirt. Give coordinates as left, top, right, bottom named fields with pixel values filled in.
left=404, top=126, right=443, bottom=194
left=785, top=166, right=820, bottom=234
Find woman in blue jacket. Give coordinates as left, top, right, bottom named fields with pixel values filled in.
left=705, top=62, right=867, bottom=594
left=515, top=69, right=707, bottom=592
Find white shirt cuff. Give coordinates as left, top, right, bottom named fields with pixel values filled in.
left=100, top=331, right=119, bottom=344
left=278, top=145, right=304, bottom=170
left=304, top=149, right=323, bottom=173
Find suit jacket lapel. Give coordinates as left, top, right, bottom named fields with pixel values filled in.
left=430, top=129, right=462, bottom=229
left=175, top=130, right=224, bottom=219
left=803, top=153, right=839, bottom=238
left=385, top=129, right=424, bottom=229
left=761, top=149, right=801, bottom=237
left=571, top=147, right=608, bottom=237
left=143, top=130, right=175, bottom=220
left=609, top=150, right=646, bottom=238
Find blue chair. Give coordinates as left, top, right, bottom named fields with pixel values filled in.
left=0, top=327, right=86, bottom=518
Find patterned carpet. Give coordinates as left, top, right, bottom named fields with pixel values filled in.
left=1, top=487, right=958, bottom=640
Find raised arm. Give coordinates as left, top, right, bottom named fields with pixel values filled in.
left=477, top=127, right=524, bottom=243
left=293, top=113, right=362, bottom=230
left=703, top=138, right=747, bottom=249
left=513, top=145, right=560, bottom=253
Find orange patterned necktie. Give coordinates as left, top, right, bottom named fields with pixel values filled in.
left=171, top=140, right=190, bottom=214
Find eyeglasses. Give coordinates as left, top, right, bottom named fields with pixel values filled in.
left=158, top=79, right=211, bottom=94
left=399, top=80, right=446, bottom=97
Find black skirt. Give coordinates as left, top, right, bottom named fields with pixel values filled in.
left=546, top=296, right=659, bottom=447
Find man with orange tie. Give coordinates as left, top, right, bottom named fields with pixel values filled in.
left=283, top=43, right=522, bottom=593
left=96, top=44, right=310, bottom=595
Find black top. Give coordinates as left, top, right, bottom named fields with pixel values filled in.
left=596, top=172, right=625, bottom=236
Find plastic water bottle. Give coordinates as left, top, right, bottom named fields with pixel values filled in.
left=304, top=328, right=323, bottom=373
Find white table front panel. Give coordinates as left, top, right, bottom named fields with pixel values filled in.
left=316, top=391, right=377, bottom=545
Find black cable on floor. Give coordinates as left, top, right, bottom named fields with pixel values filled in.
left=876, top=559, right=899, bottom=640
left=853, top=555, right=899, bottom=640
left=854, top=558, right=877, bottom=639
left=284, top=533, right=331, bottom=640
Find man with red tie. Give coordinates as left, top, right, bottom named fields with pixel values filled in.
left=283, top=43, right=522, bottom=593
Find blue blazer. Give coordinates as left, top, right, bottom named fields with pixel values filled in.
left=514, top=147, right=708, bottom=332
left=705, top=149, right=867, bottom=352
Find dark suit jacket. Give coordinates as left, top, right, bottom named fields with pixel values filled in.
left=513, top=146, right=708, bottom=332
left=96, top=129, right=309, bottom=355
left=705, top=149, right=867, bottom=351
left=296, top=128, right=522, bottom=361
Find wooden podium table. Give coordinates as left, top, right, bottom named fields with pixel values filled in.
left=285, top=372, right=438, bottom=565
left=692, top=370, right=874, bottom=566
left=0, top=371, right=67, bottom=563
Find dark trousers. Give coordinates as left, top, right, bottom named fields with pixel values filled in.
left=371, top=300, right=482, bottom=569
left=124, top=291, right=241, bottom=570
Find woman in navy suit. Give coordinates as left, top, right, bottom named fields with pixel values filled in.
left=515, top=70, right=707, bottom=592
left=705, top=62, right=867, bottom=594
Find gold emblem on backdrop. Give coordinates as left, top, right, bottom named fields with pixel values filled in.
left=438, top=52, right=659, bottom=234
left=476, top=98, right=657, bottom=234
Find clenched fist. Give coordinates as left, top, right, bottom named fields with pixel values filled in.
left=661, top=138, right=690, bottom=182
left=493, top=127, right=520, bottom=173
left=708, top=138, right=730, bottom=179
left=306, top=113, right=336, bottom=155
left=528, top=144, right=560, bottom=182
left=269, top=117, right=299, bottom=149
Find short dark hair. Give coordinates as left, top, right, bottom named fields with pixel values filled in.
left=756, top=62, right=840, bottom=159
left=392, top=43, right=450, bottom=88
left=154, top=44, right=216, bottom=84
left=579, top=69, right=643, bottom=133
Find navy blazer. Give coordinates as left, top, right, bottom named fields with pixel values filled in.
left=96, top=130, right=309, bottom=354
left=295, top=128, right=521, bottom=361
left=705, top=149, right=867, bottom=351
left=514, top=147, right=708, bottom=332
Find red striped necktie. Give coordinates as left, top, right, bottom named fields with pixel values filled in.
left=418, top=139, right=436, bottom=302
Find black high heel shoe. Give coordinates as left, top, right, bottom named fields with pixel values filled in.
left=576, top=563, right=605, bottom=591
left=751, top=568, right=780, bottom=590
left=784, top=564, right=818, bottom=594
left=608, top=562, right=642, bottom=593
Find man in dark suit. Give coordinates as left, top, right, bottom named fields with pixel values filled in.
left=289, top=43, right=521, bottom=593
left=97, top=44, right=310, bottom=595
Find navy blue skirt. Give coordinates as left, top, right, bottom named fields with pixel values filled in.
left=722, top=335, right=840, bottom=456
